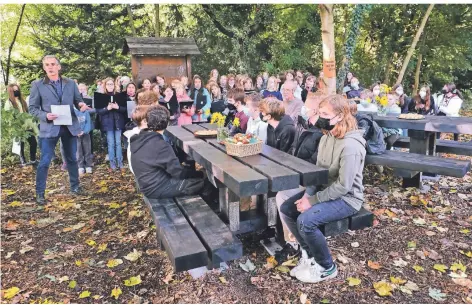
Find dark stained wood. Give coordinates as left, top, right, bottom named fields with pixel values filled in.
left=394, top=137, right=472, bottom=156
left=358, top=112, right=472, bottom=134
left=365, top=150, right=470, bottom=178
left=123, top=37, right=201, bottom=55
left=206, top=139, right=300, bottom=192
left=164, top=126, right=204, bottom=154
left=186, top=55, right=192, bottom=80
left=182, top=124, right=207, bottom=134
left=175, top=196, right=243, bottom=269
left=199, top=123, right=218, bottom=130
left=143, top=196, right=208, bottom=273
left=260, top=144, right=328, bottom=186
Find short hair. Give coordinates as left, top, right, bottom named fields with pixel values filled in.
left=245, top=93, right=262, bottom=108
left=227, top=87, right=246, bottom=104
left=42, top=55, right=60, bottom=65
left=147, top=105, right=170, bottom=131
left=138, top=90, right=158, bottom=106
left=259, top=97, right=285, bottom=121
left=283, top=79, right=297, bottom=91
left=132, top=105, right=151, bottom=126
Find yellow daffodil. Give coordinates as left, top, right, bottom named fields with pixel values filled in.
left=233, top=118, right=240, bottom=128
left=379, top=96, right=389, bottom=107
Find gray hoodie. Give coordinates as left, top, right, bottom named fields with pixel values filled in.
left=308, top=129, right=366, bottom=211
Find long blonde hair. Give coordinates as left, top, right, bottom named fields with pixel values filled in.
left=319, top=95, right=358, bottom=139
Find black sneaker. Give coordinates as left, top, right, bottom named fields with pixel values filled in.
left=36, top=193, right=46, bottom=205
left=275, top=242, right=300, bottom=263
left=70, top=187, right=86, bottom=196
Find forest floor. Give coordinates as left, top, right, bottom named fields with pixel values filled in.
left=1, top=134, right=471, bottom=304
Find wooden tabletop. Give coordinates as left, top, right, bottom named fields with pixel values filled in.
left=358, top=112, right=472, bottom=134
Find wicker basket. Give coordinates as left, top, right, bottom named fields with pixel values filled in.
left=224, top=140, right=263, bottom=157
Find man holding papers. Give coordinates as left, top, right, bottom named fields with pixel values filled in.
left=29, top=55, right=90, bottom=205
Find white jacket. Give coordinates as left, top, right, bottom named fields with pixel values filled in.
left=438, top=94, right=463, bottom=117
left=246, top=117, right=268, bottom=143
left=123, top=127, right=141, bottom=175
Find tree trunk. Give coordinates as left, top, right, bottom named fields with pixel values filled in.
left=4, top=4, right=26, bottom=86
left=126, top=5, right=136, bottom=36
left=395, top=4, right=434, bottom=85
left=383, top=53, right=394, bottom=84
left=319, top=4, right=336, bottom=95
left=413, top=53, right=423, bottom=93
left=154, top=4, right=160, bottom=38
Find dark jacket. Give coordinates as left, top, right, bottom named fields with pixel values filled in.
left=398, top=94, right=411, bottom=114
left=408, top=95, right=435, bottom=115
left=293, top=117, right=323, bottom=164
left=96, top=99, right=127, bottom=132
left=266, top=115, right=296, bottom=153
left=355, top=113, right=372, bottom=139
left=130, top=130, right=202, bottom=198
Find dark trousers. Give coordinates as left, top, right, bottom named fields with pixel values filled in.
left=147, top=178, right=204, bottom=199
left=280, top=190, right=357, bottom=269
left=77, top=133, right=93, bottom=168
left=36, top=126, right=79, bottom=194
left=20, top=133, right=38, bottom=162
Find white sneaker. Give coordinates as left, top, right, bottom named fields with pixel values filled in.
left=78, top=168, right=85, bottom=175
left=290, top=249, right=311, bottom=277
left=85, top=167, right=92, bottom=174
left=296, top=262, right=338, bottom=284
left=105, top=154, right=109, bottom=161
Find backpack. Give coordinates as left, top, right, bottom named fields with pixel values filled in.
left=361, top=114, right=386, bottom=155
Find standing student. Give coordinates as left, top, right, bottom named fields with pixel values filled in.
left=245, top=93, right=268, bottom=143
left=227, top=74, right=236, bottom=90
left=151, top=83, right=161, bottom=99
left=209, top=84, right=227, bottom=114
left=189, top=75, right=211, bottom=123
left=75, top=105, right=95, bottom=175
left=262, top=76, right=283, bottom=101
left=255, top=75, right=264, bottom=93
left=176, top=83, right=194, bottom=126
left=209, top=69, right=219, bottom=82
left=140, top=78, right=151, bottom=91
left=219, top=75, right=228, bottom=101
left=97, top=77, right=127, bottom=171
left=5, top=84, right=38, bottom=166
left=295, top=70, right=305, bottom=89
left=280, top=94, right=366, bottom=283
left=259, top=97, right=296, bottom=153
left=301, top=75, right=317, bottom=103
left=180, top=76, right=189, bottom=91
left=29, top=55, right=90, bottom=204
left=243, top=77, right=255, bottom=95
left=155, top=74, right=166, bottom=93
left=120, top=76, right=131, bottom=93
left=159, top=85, right=180, bottom=126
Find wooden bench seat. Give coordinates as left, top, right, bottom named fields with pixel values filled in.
left=365, top=150, right=470, bottom=178
left=143, top=197, right=208, bottom=273
left=393, top=137, right=472, bottom=156
left=174, top=196, right=243, bottom=269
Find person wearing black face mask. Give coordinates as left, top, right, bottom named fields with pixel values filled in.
left=5, top=84, right=38, bottom=167
left=258, top=97, right=296, bottom=153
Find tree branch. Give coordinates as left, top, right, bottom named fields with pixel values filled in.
left=201, top=4, right=235, bottom=38
left=5, top=4, right=26, bottom=86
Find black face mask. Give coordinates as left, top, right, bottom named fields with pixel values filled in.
left=259, top=112, right=269, bottom=122
left=13, top=90, right=20, bottom=97
left=227, top=103, right=237, bottom=111
left=315, top=116, right=336, bottom=131
left=441, top=89, right=448, bottom=95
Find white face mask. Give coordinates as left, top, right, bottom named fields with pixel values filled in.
left=351, top=83, right=359, bottom=90
left=396, top=88, right=403, bottom=96
left=373, top=89, right=380, bottom=96
left=419, top=91, right=426, bottom=99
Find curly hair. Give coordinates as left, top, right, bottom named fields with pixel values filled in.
left=146, top=105, right=170, bottom=131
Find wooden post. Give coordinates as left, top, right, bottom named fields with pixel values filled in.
left=319, top=4, right=336, bottom=95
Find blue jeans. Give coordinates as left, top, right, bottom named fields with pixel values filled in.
left=106, top=130, right=123, bottom=168
left=36, top=126, right=79, bottom=194
left=280, top=191, right=357, bottom=269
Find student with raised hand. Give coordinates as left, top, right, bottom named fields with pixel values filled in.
left=410, top=85, right=435, bottom=115
left=130, top=105, right=206, bottom=199
left=262, top=76, right=283, bottom=101
left=189, top=75, right=211, bottom=123
left=97, top=77, right=127, bottom=172
left=280, top=94, right=366, bottom=284
left=259, top=97, right=296, bottom=153
left=5, top=83, right=38, bottom=167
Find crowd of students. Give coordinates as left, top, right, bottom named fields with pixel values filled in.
left=4, top=67, right=466, bottom=285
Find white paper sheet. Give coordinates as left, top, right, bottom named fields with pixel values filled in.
left=127, top=100, right=136, bottom=119
left=51, top=105, right=72, bottom=125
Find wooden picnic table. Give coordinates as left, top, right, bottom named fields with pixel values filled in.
left=360, top=112, right=472, bottom=188
left=164, top=124, right=329, bottom=235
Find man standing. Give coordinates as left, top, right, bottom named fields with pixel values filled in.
left=29, top=55, right=90, bottom=204
left=282, top=80, right=304, bottom=122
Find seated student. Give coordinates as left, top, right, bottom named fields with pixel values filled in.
left=130, top=105, right=205, bottom=199
left=227, top=88, right=249, bottom=135
left=124, top=105, right=150, bottom=175
left=275, top=92, right=325, bottom=261
left=245, top=93, right=268, bottom=143
left=357, top=89, right=378, bottom=112
left=410, top=85, right=435, bottom=115
left=259, top=97, right=296, bottom=153
left=301, top=75, right=317, bottom=103
left=280, top=94, right=366, bottom=284
left=383, top=94, right=402, bottom=150
left=343, top=77, right=363, bottom=100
